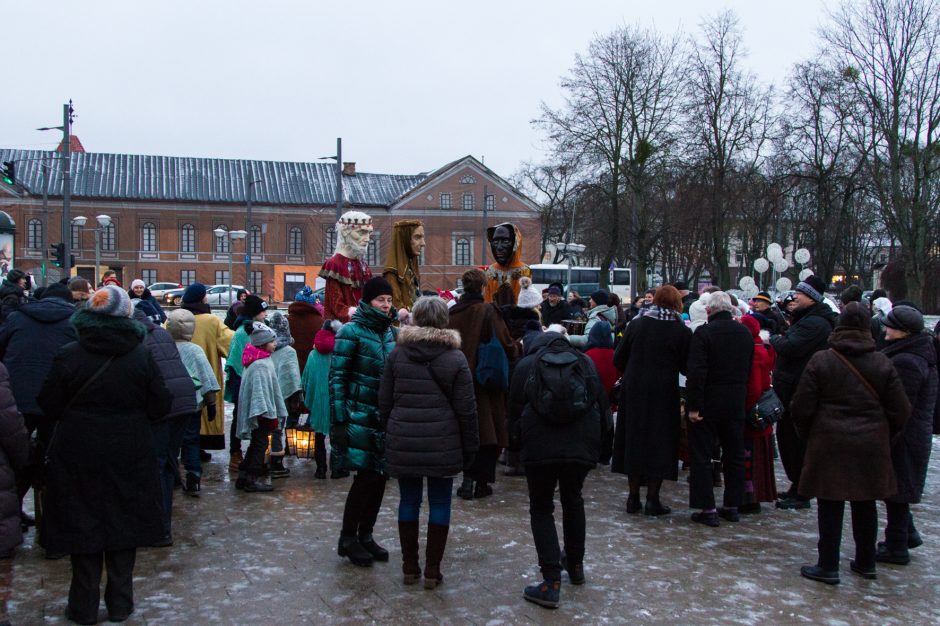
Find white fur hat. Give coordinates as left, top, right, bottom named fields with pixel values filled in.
left=516, top=277, right=542, bottom=309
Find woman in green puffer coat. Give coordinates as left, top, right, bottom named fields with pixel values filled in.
left=330, top=277, right=397, bottom=567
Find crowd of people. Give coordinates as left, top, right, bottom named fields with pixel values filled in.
left=0, top=265, right=938, bottom=620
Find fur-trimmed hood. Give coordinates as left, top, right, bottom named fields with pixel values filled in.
left=396, top=325, right=461, bottom=363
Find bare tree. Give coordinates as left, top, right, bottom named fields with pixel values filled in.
left=823, top=0, right=940, bottom=305
left=513, top=161, right=581, bottom=262
left=684, top=10, right=774, bottom=288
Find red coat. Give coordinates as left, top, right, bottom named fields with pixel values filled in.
left=586, top=347, right=618, bottom=399
left=745, top=341, right=775, bottom=438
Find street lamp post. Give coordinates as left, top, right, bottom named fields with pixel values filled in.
left=72, top=214, right=111, bottom=285
left=215, top=228, right=247, bottom=306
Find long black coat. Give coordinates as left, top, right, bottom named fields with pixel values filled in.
left=0, top=296, right=77, bottom=416
left=685, top=311, right=754, bottom=419
left=378, top=325, right=478, bottom=478
left=882, top=332, right=938, bottom=503
left=135, top=308, right=197, bottom=419
left=611, top=312, right=691, bottom=480
left=0, top=362, right=28, bottom=554
left=37, top=309, right=171, bottom=554
left=769, top=302, right=836, bottom=403
left=507, top=332, right=604, bottom=467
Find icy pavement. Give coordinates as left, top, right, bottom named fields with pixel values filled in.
left=5, top=410, right=940, bottom=625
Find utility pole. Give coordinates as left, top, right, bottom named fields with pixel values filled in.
left=61, top=101, right=73, bottom=277
left=481, top=183, right=488, bottom=264
left=41, top=157, right=49, bottom=287
left=335, top=138, right=343, bottom=222
left=244, top=166, right=254, bottom=292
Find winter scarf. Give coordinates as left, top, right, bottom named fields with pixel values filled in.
left=642, top=305, right=683, bottom=322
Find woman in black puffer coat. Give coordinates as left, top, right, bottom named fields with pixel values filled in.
left=38, top=286, right=170, bottom=624
left=878, top=305, right=939, bottom=565
left=378, top=296, right=478, bottom=589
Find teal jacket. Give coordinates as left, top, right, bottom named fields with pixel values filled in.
left=329, top=301, right=397, bottom=473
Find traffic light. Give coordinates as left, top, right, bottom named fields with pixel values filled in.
left=51, top=243, right=65, bottom=268
left=0, top=161, right=14, bottom=185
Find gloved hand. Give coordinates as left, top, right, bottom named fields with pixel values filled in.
left=330, top=425, right=348, bottom=449
left=462, top=451, right=476, bottom=472
left=206, top=403, right=217, bottom=422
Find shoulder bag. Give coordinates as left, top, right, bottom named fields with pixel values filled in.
left=475, top=305, right=510, bottom=392
left=747, top=387, right=784, bottom=430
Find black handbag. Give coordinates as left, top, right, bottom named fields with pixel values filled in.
left=747, top=387, right=784, bottom=430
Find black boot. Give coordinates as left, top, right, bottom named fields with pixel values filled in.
left=358, top=532, right=389, bottom=562
left=337, top=534, right=373, bottom=567
left=424, top=523, right=449, bottom=589
left=456, top=477, right=475, bottom=500
left=398, top=520, right=421, bottom=584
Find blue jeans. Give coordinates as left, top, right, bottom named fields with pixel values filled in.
left=398, top=477, right=454, bottom=526
left=152, top=415, right=184, bottom=537
left=178, top=411, right=202, bottom=478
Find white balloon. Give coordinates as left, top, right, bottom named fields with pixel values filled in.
left=753, top=258, right=769, bottom=273
left=767, top=243, right=783, bottom=260
left=745, top=286, right=760, bottom=299
left=773, top=258, right=790, bottom=273
left=776, top=277, right=792, bottom=292
left=738, top=276, right=754, bottom=290
left=794, top=248, right=811, bottom=264
left=799, top=269, right=814, bottom=281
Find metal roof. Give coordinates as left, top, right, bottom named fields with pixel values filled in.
left=0, top=149, right=426, bottom=207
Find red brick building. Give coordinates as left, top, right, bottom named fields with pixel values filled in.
left=0, top=144, right=540, bottom=300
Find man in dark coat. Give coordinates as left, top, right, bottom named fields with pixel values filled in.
left=539, top=284, right=572, bottom=328
left=133, top=306, right=197, bottom=547
left=685, top=292, right=755, bottom=527
left=769, top=274, right=836, bottom=509
left=878, top=305, right=938, bottom=565
left=508, top=332, right=606, bottom=609
left=0, top=362, right=28, bottom=559
left=0, top=282, right=77, bottom=528
left=38, top=286, right=171, bottom=623
left=0, top=269, right=30, bottom=324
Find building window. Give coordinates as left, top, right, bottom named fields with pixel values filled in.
left=485, top=194, right=495, bottom=211
left=27, top=219, right=42, bottom=249
left=180, top=223, right=196, bottom=253
left=462, top=193, right=474, bottom=211
left=215, top=224, right=230, bottom=253
left=460, top=174, right=476, bottom=184
left=455, top=238, right=471, bottom=266
left=101, top=223, right=116, bottom=251
left=440, top=192, right=452, bottom=209
left=250, top=270, right=262, bottom=295
left=324, top=227, right=337, bottom=257
left=142, top=222, right=157, bottom=252
left=71, top=222, right=82, bottom=251
left=141, top=269, right=157, bottom=286
left=181, top=270, right=196, bottom=286
left=288, top=226, right=303, bottom=255
left=250, top=225, right=262, bottom=255
left=215, top=270, right=230, bottom=285
left=366, top=238, right=379, bottom=267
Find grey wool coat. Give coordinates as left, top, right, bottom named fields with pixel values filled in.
left=378, top=325, right=479, bottom=479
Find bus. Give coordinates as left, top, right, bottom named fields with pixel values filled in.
left=529, top=264, right=633, bottom=303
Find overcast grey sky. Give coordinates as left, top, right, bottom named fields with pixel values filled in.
left=4, top=0, right=831, bottom=178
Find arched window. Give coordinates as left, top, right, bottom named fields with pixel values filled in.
left=288, top=226, right=303, bottom=255
left=142, top=222, right=157, bottom=252
left=250, top=225, right=262, bottom=255
left=215, top=224, right=229, bottom=253
left=180, top=223, right=195, bottom=253
left=455, top=238, right=471, bottom=266
left=27, top=219, right=42, bottom=249
left=101, top=223, right=116, bottom=251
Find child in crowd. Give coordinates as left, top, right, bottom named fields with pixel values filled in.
left=224, top=295, right=269, bottom=471
left=265, top=311, right=304, bottom=478
left=301, top=320, right=343, bottom=478
left=166, top=309, right=221, bottom=496
left=235, top=323, right=287, bottom=493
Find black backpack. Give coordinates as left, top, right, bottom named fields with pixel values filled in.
left=525, top=345, right=593, bottom=424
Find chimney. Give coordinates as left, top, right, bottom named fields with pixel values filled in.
left=342, top=162, right=356, bottom=176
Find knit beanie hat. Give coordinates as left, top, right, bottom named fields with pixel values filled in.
left=166, top=308, right=196, bottom=341
left=88, top=285, right=134, bottom=318
left=516, top=277, right=542, bottom=309
left=267, top=311, right=294, bottom=348
left=741, top=314, right=761, bottom=338
left=584, top=319, right=614, bottom=350
left=837, top=301, right=870, bottom=331
left=590, top=289, right=610, bottom=307
left=795, top=275, right=826, bottom=303
left=131, top=279, right=146, bottom=290
left=362, top=276, right=393, bottom=304
left=294, top=285, right=318, bottom=304
left=182, top=282, right=207, bottom=304
left=40, top=283, right=72, bottom=302
left=249, top=321, right=277, bottom=347
left=314, top=328, right=336, bottom=354
left=242, top=294, right=268, bottom=319
left=5, top=269, right=26, bottom=285
left=884, top=305, right=924, bottom=333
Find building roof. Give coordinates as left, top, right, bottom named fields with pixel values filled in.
left=0, top=149, right=427, bottom=207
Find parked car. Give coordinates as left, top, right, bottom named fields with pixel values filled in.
left=205, top=284, right=246, bottom=306
left=147, top=282, right=183, bottom=298
left=164, top=287, right=186, bottom=306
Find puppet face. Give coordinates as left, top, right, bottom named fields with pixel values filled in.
left=490, top=225, right=514, bottom=266
left=339, top=222, right=373, bottom=258
left=410, top=226, right=426, bottom=257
